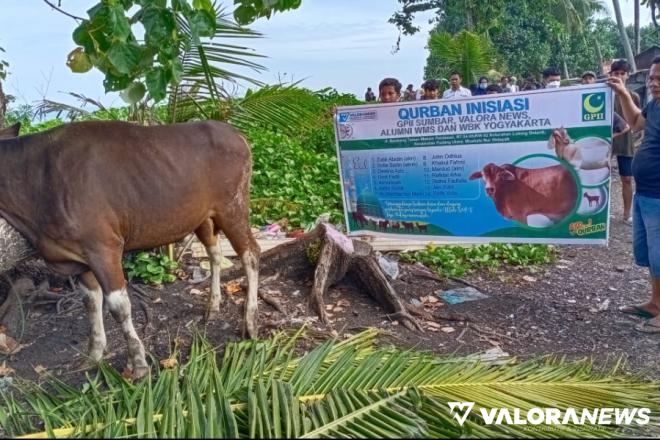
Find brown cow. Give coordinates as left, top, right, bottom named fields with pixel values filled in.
left=469, top=163, right=577, bottom=225
left=0, top=122, right=20, bottom=139
left=0, top=120, right=260, bottom=379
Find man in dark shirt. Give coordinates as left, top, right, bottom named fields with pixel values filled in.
left=609, top=56, right=660, bottom=333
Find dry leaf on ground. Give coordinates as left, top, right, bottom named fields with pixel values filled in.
left=0, top=333, right=20, bottom=355
left=160, top=358, right=178, bottom=369
left=225, top=281, right=242, bottom=294
left=0, top=361, right=14, bottom=377
left=33, top=364, right=48, bottom=376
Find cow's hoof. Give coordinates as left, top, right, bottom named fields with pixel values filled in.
left=131, top=365, right=150, bottom=381
left=242, top=321, right=258, bottom=340
left=204, top=308, right=221, bottom=323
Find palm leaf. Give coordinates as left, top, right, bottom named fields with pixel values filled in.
left=228, top=84, right=329, bottom=136
left=167, top=5, right=265, bottom=123
left=3, top=328, right=658, bottom=439
left=428, top=31, right=493, bottom=85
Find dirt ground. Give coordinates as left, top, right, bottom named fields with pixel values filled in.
left=1, top=166, right=658, bottom=385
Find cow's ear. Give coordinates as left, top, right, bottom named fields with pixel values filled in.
left=500, top=170, right=516, bottom=181
left=468, top=171, right=483, bottom=180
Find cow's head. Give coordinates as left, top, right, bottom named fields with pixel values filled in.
left=0, top=122, right=21, bottom=140
left=469, top=163, right=516, bottom=197
left=547, top=127, right=570, bottom=150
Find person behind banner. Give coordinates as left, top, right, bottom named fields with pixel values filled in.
left=610, top=59, right=642, bottom=226
left=486, top=84, right=503, bottom=95
left=365, top=87, right=376, bottom=102
left=473, top=76, right=489, bottom=96
left=608, top=55, right=660, bottom=333
left=581, top=71, right=597, bottom=84
left=442, top=71, right=472, bottom=99
left=403, top=83, right=416, bottom=101
left=508, top=76, right=520, bottom=93
left=421, top=79, right=440, bottom=100
left=542, top=66, right=562, bottom=89
left=378, top=77, right=402, bottom=103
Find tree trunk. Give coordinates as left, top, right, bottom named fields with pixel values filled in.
left=0, top=219, right=36, bottom=273
left=221, top=223, right=426, bottom=331
left=0, top=80, right=7, bottom=128
left=593, top=38, right=604, bottom=75
left=634, top=0, right=641, bottom=54
left=612, top=0, right=638, bottom=71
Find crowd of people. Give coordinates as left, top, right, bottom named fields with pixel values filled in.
left=358, top=58, right=660, bottom=333
left=361, top=65, right=637, bottom=104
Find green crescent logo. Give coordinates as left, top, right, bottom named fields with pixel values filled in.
left=582, top=92, right=606, bottom=121
left=583, top=93, right=604, bottom=113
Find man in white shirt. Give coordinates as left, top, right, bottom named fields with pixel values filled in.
left=442, top=71, right=472, bottom=99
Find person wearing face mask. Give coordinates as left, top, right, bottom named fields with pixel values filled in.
left=542, top=66, right=562, bottom=89
left=473, top=76, right=489, bottom=96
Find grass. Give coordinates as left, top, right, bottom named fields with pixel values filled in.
left=399, top=243, right=558, bottom=278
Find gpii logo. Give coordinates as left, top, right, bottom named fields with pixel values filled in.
left=582, top=92, right=606, bottom=121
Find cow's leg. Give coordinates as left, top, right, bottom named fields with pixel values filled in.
left=215, top=216, right=260, bottom=339
left=88, top=247, right=149, bottom=379
left=195, top=219, right=223, bottom=320
left=79, top=271, right=106, bottom=363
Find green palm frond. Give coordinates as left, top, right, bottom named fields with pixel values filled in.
left=2, top=328, right=658, bottom=439
left=228, top=84, right=329, bottom=136
left=428, top=31, right=493, bottom=85
left=167, top=5, right=265, bottom=123
left=549, top=0, right=606, bottom=33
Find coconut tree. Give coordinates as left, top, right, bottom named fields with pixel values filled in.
left=612, top=0, right=638, bottom=70
left=642, top=0, right=660, bottom=28
left=636, top=0, right=642, bottom=53
left=426, top=31, right=494, bottom=86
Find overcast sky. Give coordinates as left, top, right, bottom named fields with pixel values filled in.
left=0, top=0, right=647, bottom=111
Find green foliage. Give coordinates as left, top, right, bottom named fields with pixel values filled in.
left=233, top=0, right=302, bottom=25
left=247, top=129, right=343, bottom=228
left=70, top=1, right=265, bottom=103
left=0, top=46, right=8, bottom=81
left=418, top=1, right=638, bottom=80
left=122, top=251, right=179, bottom=286
left=5, top=106, right=65, bottom=134
left=1, top=329, right=658, bottom=438
left=400, top=243, right=558, bottom=278
left=426, top=31, right=494, bottom=85
left=229, top=85, right=328, bottom=136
